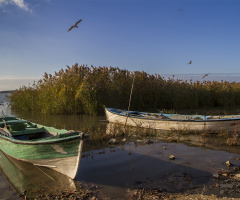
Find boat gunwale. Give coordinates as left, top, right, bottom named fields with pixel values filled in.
left=0, top=132, right=84, bottom=145
left=0, top=119, right=30, bottom=126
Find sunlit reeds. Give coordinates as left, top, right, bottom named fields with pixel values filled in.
left=10, top=64, right=240, bottom=115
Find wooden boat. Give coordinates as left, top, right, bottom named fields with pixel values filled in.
left=0, top=112, right=87, bottom=179
left=105, top=107, right=240, bottom=132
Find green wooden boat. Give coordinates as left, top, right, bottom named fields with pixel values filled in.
left=0, top=111, right=86, bottom=179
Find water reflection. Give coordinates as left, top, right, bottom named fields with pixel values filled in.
left=12, top=111, right=106, bottom=131
left=78, top=140, right=240, bottom=199
left=0, top=92, right=106, bottom=131
left=0, top=92, right=11, bottom=116
left=0, top=151, right=76, bottom=198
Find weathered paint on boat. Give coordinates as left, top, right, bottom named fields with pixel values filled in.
left=105, top=107, right=240, bottom=132
left=0, top=115, right=85, bottom=179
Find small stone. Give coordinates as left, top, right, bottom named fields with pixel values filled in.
left=212, top=174, right=219, bottom=179
left=221, top=173, right=228, bottom=177
left=169, top=155, right=175, bottom=160
left=233, top=166, right=240, bottom=171
left=122, top=138, right=127, bottom=142
left=163, top=147, right=167, bottom=150
left=234, top=174, right=240, bottom=180
left=108, top=138, right=119, bottom=144
left=225, top=161, right=232, bottom=167
left=218, top=170, right=231, bottom=175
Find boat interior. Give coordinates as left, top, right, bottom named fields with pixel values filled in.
left=0, top=116, right=81, bottom=142
left=0, top=118, right=48, bottom=140
left=109, top=108, right=240, bottom=121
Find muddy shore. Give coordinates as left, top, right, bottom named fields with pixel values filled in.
left=0, top=123, right=240, bottom=199
left=2, top=174, right=239, bottom=200
left=0, top=141, right=240, bottom=200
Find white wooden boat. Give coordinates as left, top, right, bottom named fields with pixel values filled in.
left=105, top=107, right=240, bottom=132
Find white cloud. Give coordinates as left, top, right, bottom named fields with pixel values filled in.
left=12, top=0, right=29, bottom=10
left=0, top=0, right=30, bottom=11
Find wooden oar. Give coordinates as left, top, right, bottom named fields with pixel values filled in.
left=0, top=109, right=12, bottom=137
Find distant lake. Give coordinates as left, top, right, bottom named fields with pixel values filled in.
left=161, top=73, right=240, bottom=83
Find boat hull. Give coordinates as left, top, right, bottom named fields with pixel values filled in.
left=105, top=107, right=240, bottom=132
left=0, top=134, right=84, bottom=179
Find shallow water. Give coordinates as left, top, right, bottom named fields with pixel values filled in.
left=0, top=93, right=239, bottom=199
left=78, top=141, right=239, bottom=199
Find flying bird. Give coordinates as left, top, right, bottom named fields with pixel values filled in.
left=177, top=9, right=183, bottom=11
left=187, top=60, right=192, bottom=64
left=202, top=73, right=209, bottom=79
left=68, top=19, right=82, bottom=32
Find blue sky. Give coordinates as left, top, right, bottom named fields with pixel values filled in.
left=0, top=0, right=240, bottom=90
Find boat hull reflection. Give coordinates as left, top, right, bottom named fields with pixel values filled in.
left=0, top=150, right=76, bottom=198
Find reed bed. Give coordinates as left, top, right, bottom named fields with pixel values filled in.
left=10, top=64, right=240, bottom=115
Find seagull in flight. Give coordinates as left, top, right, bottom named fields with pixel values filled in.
left=202, top=73, right=209, bottom=79
left=187, top=60, right=192, bottom=64
left=68, top=19, right=82, bottom=32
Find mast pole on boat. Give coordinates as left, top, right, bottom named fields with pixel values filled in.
left=125, top=74, right=135, bottom=128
